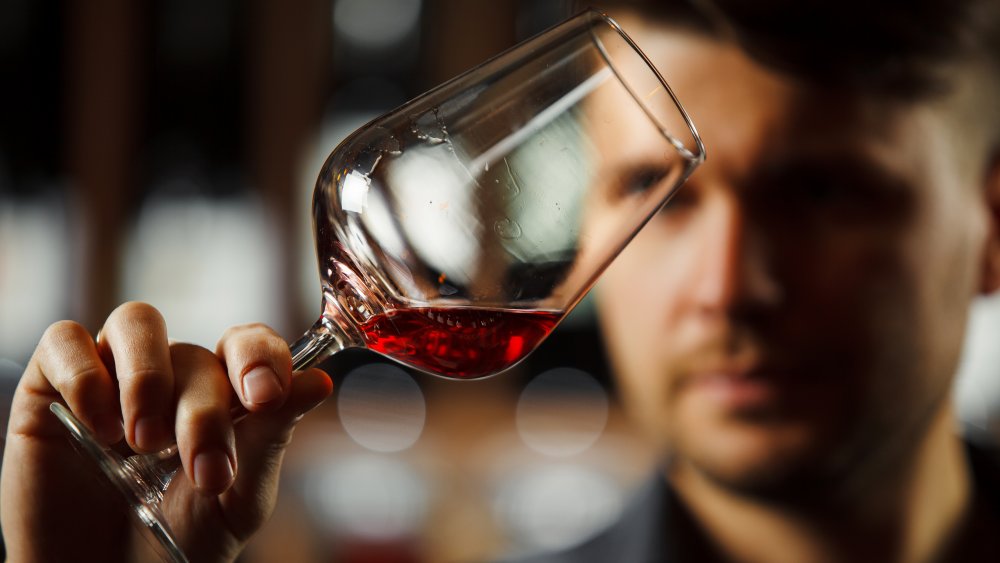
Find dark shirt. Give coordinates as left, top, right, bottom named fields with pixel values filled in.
left=505, top=442, right=1000, bottom=563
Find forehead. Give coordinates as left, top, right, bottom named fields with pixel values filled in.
left=605, top=15, right=952, bottom=188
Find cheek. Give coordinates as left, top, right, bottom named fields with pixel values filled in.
left=599, top=225, right=690, bottom=345
left=597, top=227, right=689, bottom=412
left=908, top=191, right=986, bottom=386
left=599, top=242, right=659, bottom=363
left=773, top=194, right=982, bottom=414
left=777, top=228, right=919, bottom=385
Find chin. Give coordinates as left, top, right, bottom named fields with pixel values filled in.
left=671, top=414, right=836, bottom=500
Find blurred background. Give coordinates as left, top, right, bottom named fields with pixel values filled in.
left=1, top=1, right=999, bottom=562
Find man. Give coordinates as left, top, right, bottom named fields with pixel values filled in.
left=3, top=0, right=1000, bottom=561
left=540, top=0, right=1000, bottom=561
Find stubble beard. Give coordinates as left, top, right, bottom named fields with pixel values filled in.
left=666, top=376, right=955, bottom=516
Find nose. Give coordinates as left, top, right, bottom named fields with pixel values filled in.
left=691, top=194, right=781, bottom=316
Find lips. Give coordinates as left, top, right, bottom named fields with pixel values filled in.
left=676, top=353, right=797, bottom=411
left=687, top=371, right=780, bottom=409
left=670, top=333, right=810, bottom=411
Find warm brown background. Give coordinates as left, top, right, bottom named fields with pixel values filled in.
left=1, top=1, right=998, bottom=561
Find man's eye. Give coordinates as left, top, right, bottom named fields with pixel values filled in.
left=756, top=175, right=902, bottom=228
left=620, top=166, right=668, bottom=195
left=800, top=178, right=852, bottom=204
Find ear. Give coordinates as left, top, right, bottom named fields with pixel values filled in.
left=980, top=152, right=1000, bottom=294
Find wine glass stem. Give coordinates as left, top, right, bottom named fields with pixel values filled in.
left=122, top=445, right=181, bottom=505
left=290, top=316, right=348, bottom=370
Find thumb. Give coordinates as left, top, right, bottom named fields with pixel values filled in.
left=220, top=367, right=333, bottom=539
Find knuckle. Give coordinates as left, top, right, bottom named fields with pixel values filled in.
left=58, top=365, right=109, bottom=400
left=177, top=404, right=230, bottom=432
left=108, top=301, right=165, bottom=330
left=169, top=341, right=209, bottom=355
left=169, top=342, right=224, bottom=376
left=218, top=323, right=278, bottom=350
left=116, top=366, right=171, bottom=386
left=169, top=342, right=219, bottom=366
left=268, top=426, right=297, bottom=452
left=239, top=322, right=276, bottom=334
left=219, top=332, right=289, bottom=367
left=40, top=320, right=92, bottom=349
left=247, top=335, right=289, bottom=360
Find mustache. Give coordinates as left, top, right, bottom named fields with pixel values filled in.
left=667, top=326, right=803, bottom=391
left=668, top=324, right=844, bottom=395
left=675, top=326, right=767, bottom=371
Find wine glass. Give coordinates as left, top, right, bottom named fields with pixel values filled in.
left=50, top=9, right=704, bottom=562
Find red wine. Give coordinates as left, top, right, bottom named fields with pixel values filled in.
left=359, top=307, right=562, bottom=379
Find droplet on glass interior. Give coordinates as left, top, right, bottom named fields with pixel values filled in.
left=371, top=127, right=401, bottom=155
left=494, top=218, right=523, bottom=240
left=385, top=135, right=402, bottom=155
left=410, top=113, right=447, bottom=145
left=503, top=158, right=521, bottom=199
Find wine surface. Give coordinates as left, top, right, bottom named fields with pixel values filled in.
left=359, top=307, right=561, bottom=379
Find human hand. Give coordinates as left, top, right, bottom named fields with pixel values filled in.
left=0, top=302, right=333, bottom=562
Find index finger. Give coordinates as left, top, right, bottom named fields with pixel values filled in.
left=215, top=323, right=292, bottom=412
left=11, top=321, right=122, bottom=444
left=98, top=302, right=175, bottom=453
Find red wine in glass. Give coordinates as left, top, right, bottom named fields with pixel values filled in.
left=360, top=307, right=562, bottom=379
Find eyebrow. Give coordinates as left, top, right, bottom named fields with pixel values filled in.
left=746, top=151, right=914, bottom=195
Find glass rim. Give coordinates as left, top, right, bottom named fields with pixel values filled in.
left=585, top=8, right=706, bottom=165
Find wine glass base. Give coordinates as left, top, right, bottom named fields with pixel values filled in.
left=49, top=402, right=190, bottom=563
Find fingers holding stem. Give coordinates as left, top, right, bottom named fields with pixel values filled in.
left=216, top=323, right=293, bottom=411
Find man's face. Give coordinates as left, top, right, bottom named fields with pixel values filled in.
left=595, top=22, right=992, bottom=494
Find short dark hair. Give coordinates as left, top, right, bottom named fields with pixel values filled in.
left=585, top=0, right=1000, bottom=103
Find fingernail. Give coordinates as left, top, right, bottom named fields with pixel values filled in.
left=194, top=450, right=235, bottom=493
left=134, top=415, right=168, bottom=451
left=242, top=366, right=282, bottom=405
